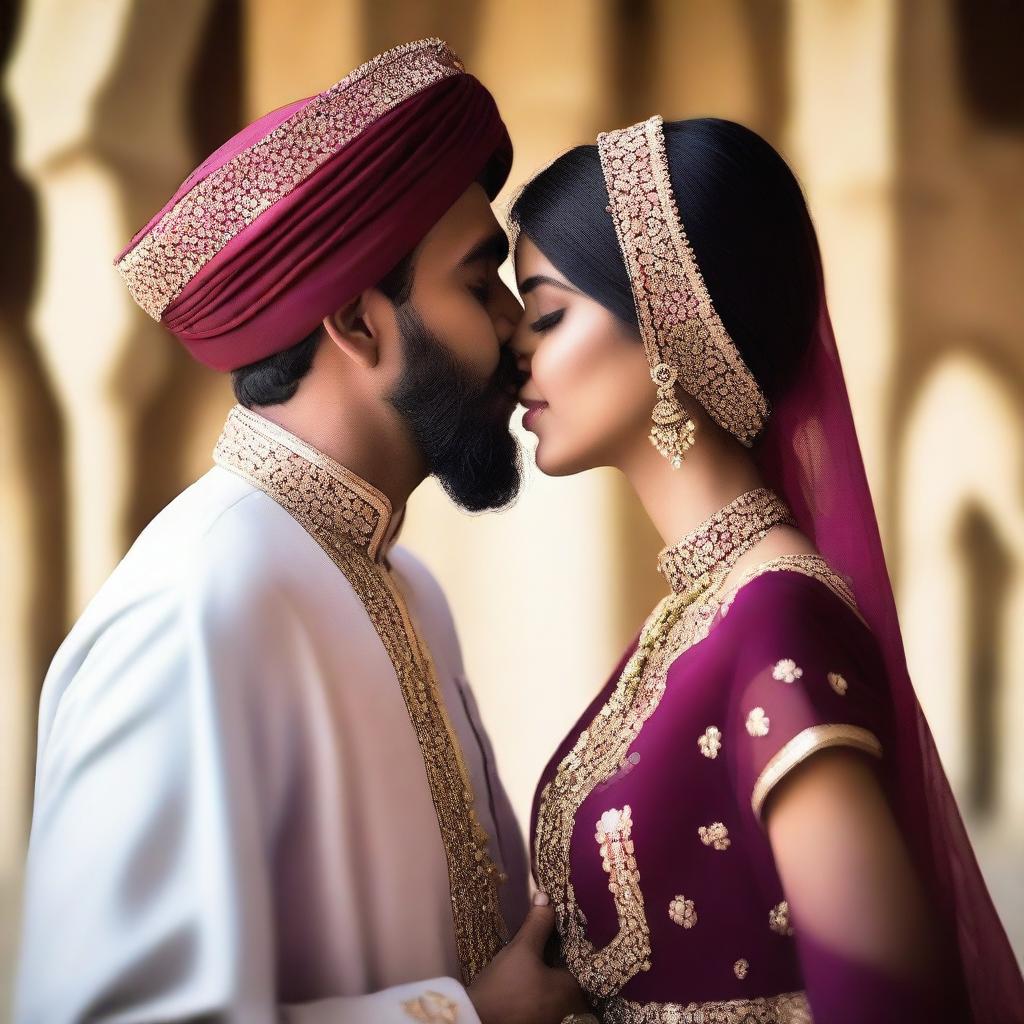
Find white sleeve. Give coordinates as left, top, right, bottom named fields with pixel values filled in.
left=13, top=563, right=480, bottom=1024
left=281, top=977, right=477, bottom=1023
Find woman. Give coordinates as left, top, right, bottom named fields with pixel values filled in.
left=508, top=116, right=1023, bottom=1023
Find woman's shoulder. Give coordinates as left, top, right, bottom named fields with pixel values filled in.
left=706, top=556, right=890, bottom=822
left=710, top=553, right=885, bottom=682
left=719, top=553, right=865, bottom=631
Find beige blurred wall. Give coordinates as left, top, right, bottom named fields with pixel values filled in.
left=2, top=0, right=1022, bottom=1012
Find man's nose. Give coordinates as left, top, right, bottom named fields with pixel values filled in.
left=494, top=279, right=524, bottom=346
left=509, top=320, right=535, bottom=383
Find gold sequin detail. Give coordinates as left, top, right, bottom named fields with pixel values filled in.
left=597, top=115, right=768, bottom=446
left=118, top=39, right=463, bottom=320
left=746, top=707, right=771, bottom=737
left=213, top=407, right=505, bottom=983
left=698, top=821, right=731, bottom=851
left=589, top=806, right=651, bottom=983
left=668, top=895, right=697, bottom=929
left=698, top=725, right=723, bottom=759
left=534, top=588, right=706, bottom=999
left=656, top=489, right=795, bottom=596
left=772, top=659, right=803, bottom=684
left=828, top=671, right=849, bottom=695
left=719, top=553, right=863, bottom=624
left=602, top=991, right=811, bottom=1024
left=752, top=724, right=884, bottom=821
left=769, top=900, right=795, bottom=937
left=402, top=991, right=459, bottom=1023
left=734, top=958, right=750, bottom=980
left=216, top=406, right=390, bottom=558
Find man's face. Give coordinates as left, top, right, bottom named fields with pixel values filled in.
left=386, top=184, right=526, bottom=512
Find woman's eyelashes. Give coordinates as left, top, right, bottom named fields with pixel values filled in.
left=530, top=308, right=564, bottom=333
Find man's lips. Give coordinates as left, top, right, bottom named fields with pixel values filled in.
left=521, top=399, right=548, bottom=432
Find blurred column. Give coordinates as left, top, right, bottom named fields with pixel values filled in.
left=0, top=1, right=63, bottom=999
left=242, top=0, right=365, bottom=119
left=647, top=0, right=787, bottom=136
left=6, top=0, right=213, bottom=616
left=2, top=0, right=212, bottom=1005
left=784, top=0, right=896, bottom=523
left=892, top=0, right=1024, bottom=958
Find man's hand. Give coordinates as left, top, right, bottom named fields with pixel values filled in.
left=469, top=892, right=592, bottom=1024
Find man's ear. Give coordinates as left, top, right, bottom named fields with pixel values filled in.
left=322, top=292, right=381, bottom=369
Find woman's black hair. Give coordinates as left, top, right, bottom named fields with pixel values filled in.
left=509, top=118, right=821, bottom=407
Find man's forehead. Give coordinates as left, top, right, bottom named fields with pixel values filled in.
left=419, top=183, right=502, bottom=256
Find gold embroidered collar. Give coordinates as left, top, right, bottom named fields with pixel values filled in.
left=213, top=404, right=393, bottom=562
left=213, top=404, right=508, bottom=981
left=656, top=487, right=794, bottom=596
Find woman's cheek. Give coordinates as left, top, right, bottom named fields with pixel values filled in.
left=531, top=323, right=634, bottom=472
left=534, top=317, right=612, bottom=405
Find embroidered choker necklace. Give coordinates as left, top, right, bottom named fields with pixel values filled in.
left=656, top=488, right=795, bottom=595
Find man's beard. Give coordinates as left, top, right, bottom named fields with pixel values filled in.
left=388, top=304, right=523, bottom=513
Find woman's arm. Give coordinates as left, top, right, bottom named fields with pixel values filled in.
left=765, top=748, right=950, bottom=1019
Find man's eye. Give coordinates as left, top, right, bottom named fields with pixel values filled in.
left=530, top=309, right=564, bottom=333
left=469, top=281, right=491, bottom=304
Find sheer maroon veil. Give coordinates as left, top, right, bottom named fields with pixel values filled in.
left=754, top=226, right=1024, bottom=1020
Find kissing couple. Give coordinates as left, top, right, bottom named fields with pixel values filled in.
left=14, top=37, right=1021, bottom=1024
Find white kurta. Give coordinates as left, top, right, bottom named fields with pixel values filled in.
left=13, top=412, right=528, bottom=1024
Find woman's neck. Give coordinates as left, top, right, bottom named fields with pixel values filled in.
left=617, top=422, right=765, bottom=548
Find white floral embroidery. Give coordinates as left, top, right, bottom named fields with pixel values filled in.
left=745, top=707, right=770, bottom=737
left=769, top=900, right=795, bottom=936
left=698, top=725, right=722, bottom=759
left=598, top=807, right=629, bottom=834
left=698, top=822, right=731, bottom=851
left=828, top=671, right=848, bottom=695
left=668, top=895, right=697, bottom=928
left=734, top=958, right=749, bottom=979
left=772, top=658, right=803, bottom=683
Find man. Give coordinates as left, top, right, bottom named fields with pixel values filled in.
left=14, top=39, right=586, bottom=1024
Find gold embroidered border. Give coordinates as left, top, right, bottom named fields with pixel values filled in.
left=534, top=593, right=678, bottom=999
left=586, top=806, right=652, bottom=996
left=719, top=554, right=864, bottom=626
left=118, top=39, right=463, bottom=320
left=534, top=578, right=745, bottom=998
left=214, top=412, right=506, bottom=982
left=602, top=990, right=811, bottom=1024
left=218, top=405, right=391, bottom=559
left=597, top=115, right=768, bottom=446
left=751, top=724, right=883, bottom=821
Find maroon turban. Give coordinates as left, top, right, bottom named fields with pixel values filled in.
left=115, top=39, right=512, bottom=371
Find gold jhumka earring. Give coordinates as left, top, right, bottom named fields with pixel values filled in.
left=598, top=115, right=769, bottom=468
left=649, top=362, right=696, bottom=468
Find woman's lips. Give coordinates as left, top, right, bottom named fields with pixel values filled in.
left=521, top=400, right=548, bottom=433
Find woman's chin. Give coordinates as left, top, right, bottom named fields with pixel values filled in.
left=534, top=439, right=593, bottom=478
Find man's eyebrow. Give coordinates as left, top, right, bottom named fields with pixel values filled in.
left=458, top=231, right=510, bottom=268
left=517, top=274, right=582, bottom=296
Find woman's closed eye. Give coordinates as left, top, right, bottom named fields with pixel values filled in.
left=530, top=309, right=564, bottom=333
